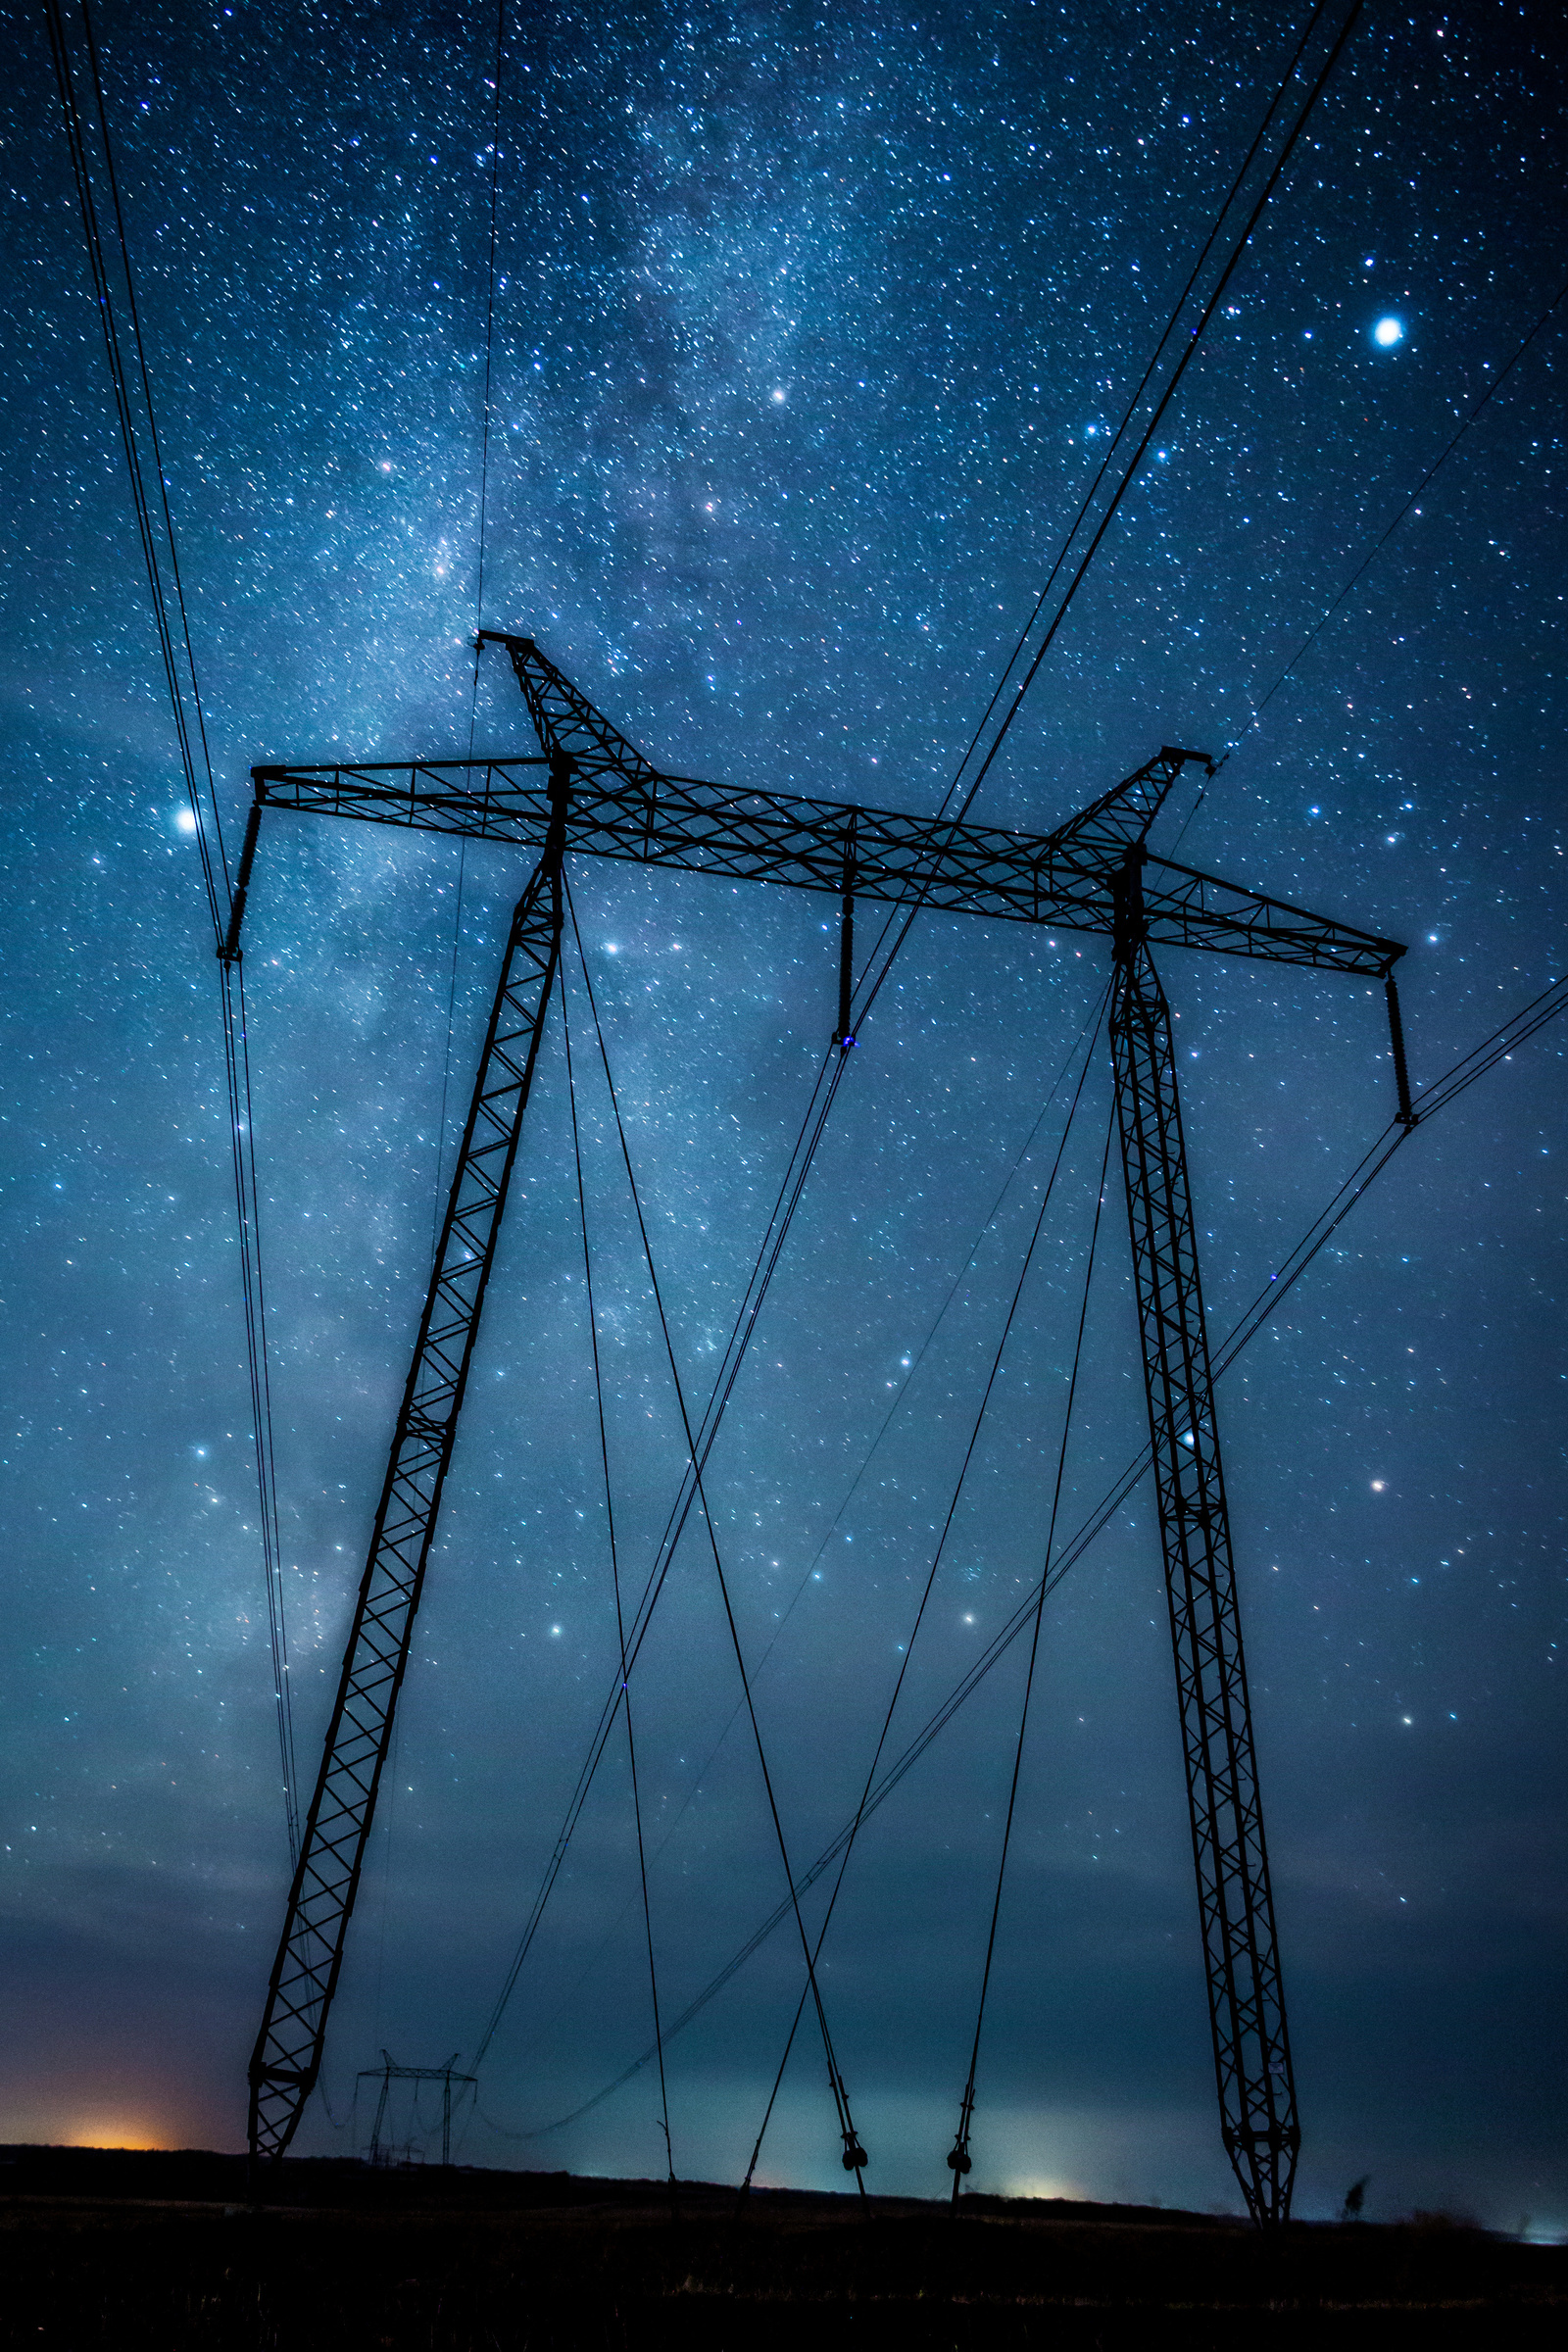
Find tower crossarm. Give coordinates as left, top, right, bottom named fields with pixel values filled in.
left=251, top=759, right=1402, bottom=977
left=1141, top=855, right=1403, bottom=977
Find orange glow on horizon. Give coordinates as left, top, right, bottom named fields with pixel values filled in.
left=61, top=2118, right=172, bottom=2152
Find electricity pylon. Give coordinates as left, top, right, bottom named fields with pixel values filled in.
left=238, top=635, right=1408, bottom=2224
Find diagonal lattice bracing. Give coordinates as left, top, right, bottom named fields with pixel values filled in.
left=247, top=782, right=568, bottom=2163
left=1108, top=860, right=1298, bottom=2228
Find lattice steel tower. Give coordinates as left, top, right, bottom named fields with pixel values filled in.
left=234, top=635, right=1409, bottom=2224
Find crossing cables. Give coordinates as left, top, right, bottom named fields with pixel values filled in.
left=467, top=0, right=1368, bottom=2090
left=561, top=881, right=869, bottom=2184
left=738, top=990, right=1112, bottom=2193
left=514, top=955, right=1568, bottom=2132
left=947, top=1104, right=1114, bottom=2198
left=559, top=958, right=675, bottom=2185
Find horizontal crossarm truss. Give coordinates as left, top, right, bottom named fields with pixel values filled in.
left=252, top=755, right=1401, bottom=979
left=247, top=824, right=564, bottom=2164
left=1109, top=922, right=1299, bottom=2229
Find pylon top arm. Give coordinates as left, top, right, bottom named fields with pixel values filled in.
left=1045, top=742, right=1216, bottom=857
left=477, top=630, right=662, bottom=793
left=479, top=627, right=1205, bottom=861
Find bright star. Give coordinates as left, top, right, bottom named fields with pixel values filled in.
left=1373, top=317, right=1404, bottom=347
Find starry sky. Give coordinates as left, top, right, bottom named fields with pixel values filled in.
left=2, top=0, right=1565, bottom=2230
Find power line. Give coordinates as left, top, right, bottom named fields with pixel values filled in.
left=470, top=1038, right=853, bottom=2058
left=954, top=0, right=1364, bottom=811
left=933, top=0, right=1340, bottom=825
left=850, top=0, right=1362, bottom=1023
left=478, top=987, right=1108, bottom=2083
left=509, top=958, right=1568, bottom=2134
left=740, top=991, right=1111, bottom=2191
left=464, top=9, right=1373, bottom=2056
left=467, top=0, right=1372, bottom=2095
left=1219, top=262, right=1568, bottom=765
left=45, top=0, right=298, bottom=1860
left=43, top=0, right=226, bottom=936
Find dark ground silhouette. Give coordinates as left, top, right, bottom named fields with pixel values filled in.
left=3, top=2145, right=1564, bottom=2347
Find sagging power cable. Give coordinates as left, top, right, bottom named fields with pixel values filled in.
left=45, top=0, right=299, bottom=1860
left=483, top=987, right=1107, bottom=2085
left=516, top=962, right=1568, bottom=2132
left=472, top=0, right=1365, bottom=2077
left=470, top=1037, right=853, bottom=2067
left=931, top=0, right=1341, bottom=827
left=850, top=0, right=1362, bottom=1022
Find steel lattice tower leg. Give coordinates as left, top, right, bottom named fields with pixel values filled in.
left=247, top=768, right=569, bottom=2164
left=1108, top=861, right=1299, bottom=2228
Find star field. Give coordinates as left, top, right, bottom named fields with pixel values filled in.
left=1, top=1, right=1565, bottom=2225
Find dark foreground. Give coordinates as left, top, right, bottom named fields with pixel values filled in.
left=3, top=2145, right=1564, bottom=2348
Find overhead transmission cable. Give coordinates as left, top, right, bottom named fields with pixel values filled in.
left=738, top=991, right=1111, bottom=2192
left=517, top=960, right=1568, bottom=2133
left=852, top=0, right=1364, bottom=1034
left=1215, top=260, right=1568, bottom=770
left=469, top=1040, right=854, bottom=2065
left=434, top=1, right=510, bottom=1266
left=473, top=0, right=1552, bottom=2136
left=903, top=0, right=1339, bottom=834
left=559, top=959, right=674, bottom=2184
left=468, top=1, right=1365, bottom=2067
left=622, top=0, right=1360, bottom=1580
left=848, top=0, right=1352, bottom=1003
left=44, top=0, right=299, bottom=1861
left=481, top=987, right=1108, bottom=2082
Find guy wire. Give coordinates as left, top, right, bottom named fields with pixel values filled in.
left=559, top=958, right=675, bottom=2184
left=563, top=881, right=867, bottom=2186
left=740, top=987, right=1111, bottom=2193
left=948, top=1103, right=1114, bottom=2198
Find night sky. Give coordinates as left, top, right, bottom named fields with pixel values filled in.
left=3, top=0, right=1565, bottom=2230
